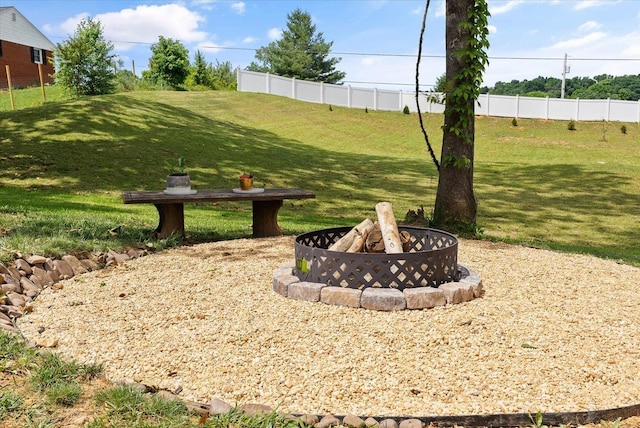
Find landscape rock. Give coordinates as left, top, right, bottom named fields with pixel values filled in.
left=298, top=414, right=319, bottom=426
left=316, top=415, right=341, bottom=428
left=6, top=292, right=26, bottom=307
left=108, top=249, right=130, bottom=265
left=208, top=398, right=233, bottom=415
left=80, top=258, right=101, bottom=271
left=343, top=413, right=366, bottom=428
left=62, top=255, right=88, bottom=276
left=0, top=323, right=19, bottom=333
left=0, top=262, right=9, bottom=275
left=14, top=259, right=32, bottom=275
left=20, top=276, right=42, bottom=293
left=399, top=419, right=422, bottom=428
left=35, top=337, right=59, bottom=348
left=53, top=259, right=75, bottom=279
left=379, top=419, right=398, bottom=428
left=31, top=266, right=54, bottom=287
left=238, top=403, right=273, bottom=416
left=1, top=281, right=21, bottom=294
left=365, top=417, right=379, bottom=427
left=26, top=255, right=47, bottom=265
left=8, top=266, right=21, bottom=280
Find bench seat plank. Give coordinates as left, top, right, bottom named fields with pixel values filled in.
left=122, top=188, right=315, bottom=238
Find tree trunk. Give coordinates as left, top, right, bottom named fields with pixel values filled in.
left=433, top=0, right=477, bottom=229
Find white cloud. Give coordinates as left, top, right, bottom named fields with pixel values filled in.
left=267, top=27, right=282, bottom=40
left=578, top=21, right=602, bottom=32
left=361, top=57, right=376, bottom=66
left=410, top=6, right=423, bottom=15
left=242, top=36, right=257, bottom=44
left=43, top=13, right=89, bottom=37
left=94, top=4, right=207, bottom=50
left=231, top=2, right=246, bottom=15
left=548, top=31, right=607, bottom=50
left=488, top=25, right=497, bottom=34
left=574, top=0, right=613, bottom=11
left=196, top=41, right=222, bottom=54
left=489, top=1, right=524, bottom=15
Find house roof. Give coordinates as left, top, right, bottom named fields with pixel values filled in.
left=0, top=6, right=56, bottom=51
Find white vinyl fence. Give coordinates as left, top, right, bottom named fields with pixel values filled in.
left=237, top=68, right=640, bottom=123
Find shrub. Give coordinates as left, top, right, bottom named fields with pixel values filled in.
left=567, top=120, right=576, bottom=131
left=511, top=118, right=518, bottom=127
left=403, top=105, right=410, bottom=114
left=621, top=125, right=627, bottom=134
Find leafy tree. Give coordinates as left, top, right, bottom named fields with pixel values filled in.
left=192, top=50, right=211, bottom=87
left=53, top=18, right=115, bottom=96
left=434, top=73, right=447, bottom=92
left=146, top=36, right=190, bottom=88
left=209, top=60, right=236, bottom=90
left=246, top=8, right=346, bottom=84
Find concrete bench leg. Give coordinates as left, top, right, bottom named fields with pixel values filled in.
left=253, top=200, right=283, bottom=237
left=153, top=203, right=185, bottom=238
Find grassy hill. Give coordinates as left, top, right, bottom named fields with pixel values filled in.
left=0, top=90, right=638, bottom=265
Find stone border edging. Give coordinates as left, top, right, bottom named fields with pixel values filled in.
left=272, top=262, right=483, bottom=310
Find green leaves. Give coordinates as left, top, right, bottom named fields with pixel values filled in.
left=247, top=8, right=346, bottom=84
left=53, top=18, right=116, bottom=96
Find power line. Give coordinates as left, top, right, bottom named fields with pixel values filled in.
left=109, top=40, right=640, bottom=62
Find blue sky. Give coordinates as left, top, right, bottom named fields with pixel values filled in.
left=3, top=0, right=640, bottom=89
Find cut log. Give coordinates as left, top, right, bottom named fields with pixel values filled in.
left=400, top=230, right=411, bottom=252
left=347, top=220, right=375, bottom=253
left=365, top=223, right=385, bottom=253
left=375, top=202, right=403, bottom=254
left=328, top=218, right=374, bottom=252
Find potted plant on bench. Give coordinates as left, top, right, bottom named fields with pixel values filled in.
left=164, top=156, right=195, bottom=195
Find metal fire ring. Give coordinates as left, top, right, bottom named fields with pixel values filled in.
left=294, top=226, right=458, bottom=290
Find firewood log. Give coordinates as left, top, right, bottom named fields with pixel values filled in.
left=375, top=202, right=403, bottom=254
left=347, top=220, right=375, bottom=253
left=365, top=223, right=385, bottom=253
left=328, top=218, right=374, bottom=252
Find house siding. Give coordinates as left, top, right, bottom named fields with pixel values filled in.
left=0, top=39, right=54, bottom=88
left=0, top=7, right=56, bottom=89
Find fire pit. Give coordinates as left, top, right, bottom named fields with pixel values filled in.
left=272, top=226, right=483, bottom=311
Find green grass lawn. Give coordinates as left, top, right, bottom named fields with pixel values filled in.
left=0, top=88, right=638, bottom=265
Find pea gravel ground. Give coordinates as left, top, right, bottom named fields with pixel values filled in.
left=17, top=236, right=640, bottom=417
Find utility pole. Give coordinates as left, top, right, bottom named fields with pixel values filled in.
left=561, top=53, right=570, bottom=99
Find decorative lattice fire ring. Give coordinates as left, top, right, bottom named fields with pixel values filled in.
left=272, top=226, right=483, bottom=311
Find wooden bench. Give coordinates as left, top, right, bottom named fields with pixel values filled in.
left=122, top=188, right=315, bottom=238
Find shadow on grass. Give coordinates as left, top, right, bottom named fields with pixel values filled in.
left=476, top=162, right=640, bottom=263
left=0, top=93, right=438, bottom=244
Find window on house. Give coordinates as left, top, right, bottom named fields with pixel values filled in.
left=31, top=47, right=43, bottom=64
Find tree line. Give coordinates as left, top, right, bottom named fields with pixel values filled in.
left=53, top=8, right=345, bottom=97
left=480, top=74, right=640, bottom=101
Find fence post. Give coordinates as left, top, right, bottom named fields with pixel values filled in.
left=38, top=63, right=46, bottom=102
left=265, top=72, right=270, bottom=94
left=514, top=94, right=520, bottom=119
left=291, top=77, right=296, bottom=100
left=637, top=100, right=640, bottom=123
left=373, top=87, right=378, bottom=111
left=347, top=85, right=352, bottom=108
left=236, top=67, right=241, bottom=91
left=320, top=82, right=324, bottom=104
left=545, top=96, right=550, bottom=120
left=606, top=98, right=611, bottom=122
left=5, top=65, right=15, bottom=111
left=575, top=98, right=580, bottom=121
